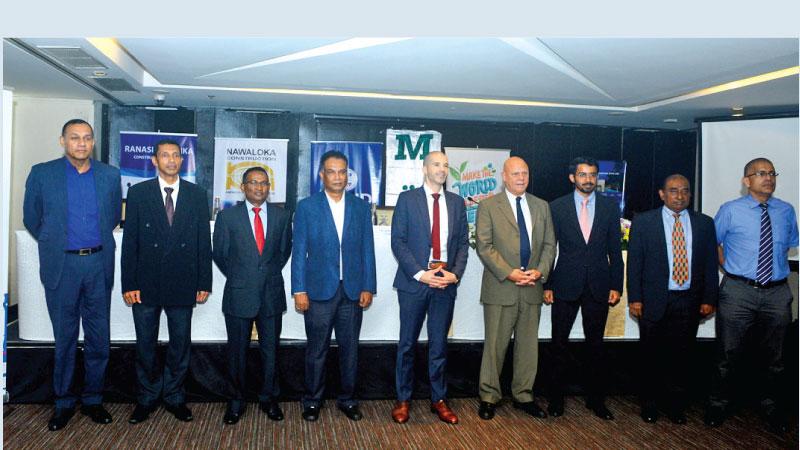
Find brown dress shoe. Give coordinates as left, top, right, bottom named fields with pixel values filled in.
left=392, top=401, right=410, bottom=424
left=430, top=400, right=458, bottom=424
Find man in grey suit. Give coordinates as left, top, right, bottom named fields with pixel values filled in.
left=475, top=156, right=556, bottom=420
left=213, top=167, right=292, bottom=425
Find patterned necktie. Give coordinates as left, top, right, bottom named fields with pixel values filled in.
left=431, top=193, right=441, bottom=261
left=164, top=187, right=174, bottom=226
left=579, top=197, right=591, bottom=243
left=253, top=207, right=265, bottom=255
left=516, top=196, right=531, bottom=270
left=671, top=212, right=688, bottom=286
left=757, top=203, right=773, bottom=285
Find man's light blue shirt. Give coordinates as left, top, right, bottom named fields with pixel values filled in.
left=715, top=194, right=799, bottom=281
left=662, top=206, right=692, bottom=291
left=573, top=190, right=596, bottom=230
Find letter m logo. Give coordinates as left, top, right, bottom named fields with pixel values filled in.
left=394, top=134, right=433, bottom=160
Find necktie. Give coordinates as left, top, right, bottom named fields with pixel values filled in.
left=164, top=187, right=174, bottom=226
left=431, top=193, right=441, bottom=261
left=757, top=203, right=773, bottom=285
left=579, top=197, right=591, bottom=243
left=671, top=212, right=688, bottom=286
left=516, top=196, right=531, bottom=270
left=253, top=207, right=265, bottom=255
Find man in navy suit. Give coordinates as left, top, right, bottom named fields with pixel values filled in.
left=23, top=119, right=121, bottom=431
left=213, top=167, right=292, bottom=425
left=390, top=151, right=469, bottom=425
left=291, top=150, right=377, bottom=422
left=544, top=156, right=623, bottom=420
left=121, top=139, right=212, bottom=424
left=627, top=174, right=718, bottom=424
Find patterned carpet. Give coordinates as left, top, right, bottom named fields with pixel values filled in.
left=4, top=397, right=797, bottom=449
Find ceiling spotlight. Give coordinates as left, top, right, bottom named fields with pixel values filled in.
left=153, top=92, right=167, bottom=106
left=663, top=118, right=678, bottom=123
left=731, top=106, right=744, bottom=117
left=608, top=111, right=625, bottom=116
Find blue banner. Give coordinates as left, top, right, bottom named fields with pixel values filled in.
left=310, top=141, right=384, bottom=205
left=120, top=132, right=198, bottom=198
left=597, top=160, right=627, bottom=213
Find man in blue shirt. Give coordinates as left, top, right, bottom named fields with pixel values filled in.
left=23, top=119, right=122, bottom=431
left=706, top=158, right=798, bottom=432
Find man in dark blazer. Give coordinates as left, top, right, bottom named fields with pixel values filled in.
left=544, top=156, right=623, bottom=420
left=291, top=150, right=377, bottom=422
left=390, top=151, right=469, bottom=425
left=627, top=174, right=718, bottom=424
left=212, top=167, right=292, bottom=425
left=23, top=119, right=121, bottom=431
left=121, top=139, right=212, bottom=424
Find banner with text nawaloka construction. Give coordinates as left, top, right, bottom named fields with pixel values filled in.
left=444, top=147, right=510, bottom=247
left=213, top=137, right=288, bottom=209
left=384, top=129, right=442, bottom=206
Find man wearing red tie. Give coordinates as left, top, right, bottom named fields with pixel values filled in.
left=390, top=151, right=469, bottom=424
left=213, top=167, right=292, bottom=425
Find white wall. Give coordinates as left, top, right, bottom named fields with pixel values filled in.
left=8, top=96, right=94, bottom=305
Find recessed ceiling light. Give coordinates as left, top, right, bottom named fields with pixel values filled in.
left=732, top=106, right=744, bottom=117
left=608, top=112, right=625, bottom=116
left=663, top=118, right=678, bottom=123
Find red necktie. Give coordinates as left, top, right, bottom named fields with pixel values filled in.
left=253, top=207, right=264, bottom=255
left=431, top=193, right=441, bottom=261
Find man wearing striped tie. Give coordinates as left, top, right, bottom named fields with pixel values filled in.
left=706, top=158, right=798, bottom=432
left=627, top=174, right=718, bottom=425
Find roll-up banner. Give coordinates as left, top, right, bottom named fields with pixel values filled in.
left=310, top=141, right=384, bottom=205
left=119, top=131, right=197, bottom=198
left=213, top=137, right=289, bottom=209
left=384, top=129, right=442, bottom=206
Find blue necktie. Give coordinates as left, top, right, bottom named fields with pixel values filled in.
left=756, top=203, right=773, bottom=285
left=516, top=196, right=531, bottom=270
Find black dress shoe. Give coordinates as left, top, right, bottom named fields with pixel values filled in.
left=586, top=402, right=614, bottom=420
left=260, top=401, right=284, bottom=421
left=302, top=405, right=320, bottom=422
left=704, top=406, right=725, bottom=427
left=668, top=410, right=687, bottom=425
left=129, top=404, right=156, bottom=424
left=641, top=407, right=659, bottom=423
left=48, top=407, right=75, bottom=431
left=513, top=401, right=548, bottom=419
left=223, top=403, right=243, bottom=425
left=478, top=401, right=496, bottom=420
left=338, top=404, right=363, bottom=421
left=80, top=404, right=113, bottom=424
left=548, top=399, right=564, bottom=417
left=164, top=403, right=193, bottom=422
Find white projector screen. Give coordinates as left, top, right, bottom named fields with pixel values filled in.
left=701, top=117, right=799, bottom=260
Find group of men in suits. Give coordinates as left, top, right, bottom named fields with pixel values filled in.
left=24, top=119, right=796, bottom=433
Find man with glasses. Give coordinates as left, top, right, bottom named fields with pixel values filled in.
left=543, top=157, right=623, bottom=420
left=706, top=158, right=798, bottom=432
left=627, top=174, right=718, bottom=424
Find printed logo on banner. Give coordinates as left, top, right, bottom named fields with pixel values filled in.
left=119, top=132, right=197, bottom=198
left=310, top=142, right=383, bottom=205
left=385, top=130, right=442, bottom=206
left=213, top=138, right=289, bottom=209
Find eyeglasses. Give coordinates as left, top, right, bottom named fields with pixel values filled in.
left=244, top=181, right=270, bottom=187
left=576, top=172, right=598, bottom=179
left=745, top=171, right=779, bottom=178
left=665, top=188, right=690, bottom=196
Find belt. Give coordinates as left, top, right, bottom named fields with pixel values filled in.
left=668, top=289, right=692, bottom=296
left=726, top=273, right=786, bottom=289
left=428, top=261, right=448, bottom=270
left=65, top=245, right=103, bottom=256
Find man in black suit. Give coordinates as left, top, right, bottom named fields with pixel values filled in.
left=544, top=156, right=623, bottom=420
left=121, top=139, right=212, bottom=424
left=213, top=167, right=292, bottom=425
left=627, top=174, right=718, bottom=424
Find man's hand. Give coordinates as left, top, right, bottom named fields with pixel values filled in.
left=359, top=291, right=373, bottom=308
left=420, top=268, right=448, bottom=289
left=700, top=304, right=716, bottom=317
left=543, top=289, right=554, bottom=304
left=123, top=290, right=141, bottom=305
left=294, top=293, right=310, bottom=312
left=608, top=290, right=621, bottom=306
left=629, top=302, right=643, bottom=319
left=508, top=269, right=537, bottom=286
left=196, top=291, right=210, bottom=303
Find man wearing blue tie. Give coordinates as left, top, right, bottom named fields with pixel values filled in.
left=390, top=151, right=469, bottom=424
left=291, top=151, right=377, bottom=422
left=706, top=158, right=798, bottom=432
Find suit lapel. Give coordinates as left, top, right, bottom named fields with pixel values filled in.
left=689, top=211, right=700, bottom=274
left=169, top=179, right=190, bottom=236
left=342, top=194, right=353, bottom=246
left=237, top=203, right=261, bottom=260
left=147, top=179, right=170, bottom=233
left=320, top=192, right=341, bottom=247
left=55, top=158, right=69, bottom=230
left=566, top=195, right=585, bottom=244
left=414, top=188, right=432, bottom=248
left=656, top=211, right=669, bottom=273
left=445, top=191, right=457, bottom=246
left=262, top=204, right=279, bottom=262
left=498, top=194, right=519, bottom=233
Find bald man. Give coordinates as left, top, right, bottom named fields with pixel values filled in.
left=474, top=157, right=556, bottom=420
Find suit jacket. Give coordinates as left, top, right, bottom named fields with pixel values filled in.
left=213, top=202, right=292, bottom=319
left=626, top=208, right=719, bottom=322
left=23, top=157, right=122, bottom=290
left=291, top=191, right=377, bottom=301
left=121, top=178, right=212, bottom=306
left=544, top=193, right=624, bottom=302
left=391, top=187, right=469, bottom=298
left=475, top=192, right=556, bottom=306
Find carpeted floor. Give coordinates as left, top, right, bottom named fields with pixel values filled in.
left=3, top=397, right=797, bottom=449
